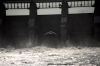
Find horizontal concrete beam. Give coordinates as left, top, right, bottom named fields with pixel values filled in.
left=4, top=0, right=94, bottom=3
left=6, top=7, right=94, bottom=16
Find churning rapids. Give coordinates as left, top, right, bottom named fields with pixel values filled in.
left=0, top=46, right=99, bottom=66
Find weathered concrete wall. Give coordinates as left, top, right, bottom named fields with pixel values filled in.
left=68, top=14, right=94, bottom=40
left=2, top=16, right=29, bottom=47
left=0, top=14, right=95, bottom=47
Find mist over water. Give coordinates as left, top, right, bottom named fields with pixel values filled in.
left=0, top=36, right=99, bottom=49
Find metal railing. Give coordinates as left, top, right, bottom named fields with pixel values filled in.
left=68, top=0, right=95, bottom=7
left=4, top=0, right=95, bottom=2
left=5, top=3, right=30, bottom=9
left=3, top=0, right=95, bottom=9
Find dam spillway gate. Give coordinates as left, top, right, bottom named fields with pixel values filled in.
left=0, top=0, right=95, bottom=47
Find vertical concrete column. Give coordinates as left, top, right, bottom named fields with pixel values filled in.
left=94, top=0, right=100, bottom=40
left=28, top=1, right=37, bottom=46
left=60, top=0, right=68, bottom=44
left=0, top=2, right=6, bottom=25
left=0, top=2, right=6, bottom=47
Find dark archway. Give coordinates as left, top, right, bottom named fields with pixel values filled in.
left=36, top=15, right=61, bottom=47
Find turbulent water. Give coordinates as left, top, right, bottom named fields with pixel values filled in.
left=0, top=47, right=99, bottom=66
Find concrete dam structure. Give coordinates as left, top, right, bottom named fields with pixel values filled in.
left=0, top=0, right=98, bottom=48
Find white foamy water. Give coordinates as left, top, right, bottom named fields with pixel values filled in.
left=0, top=47, right=99, bottom=66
